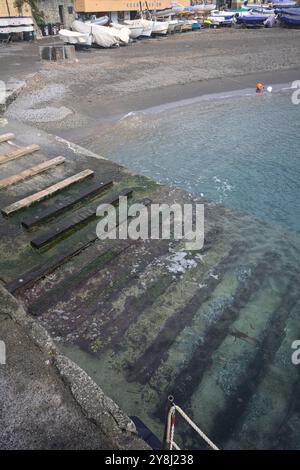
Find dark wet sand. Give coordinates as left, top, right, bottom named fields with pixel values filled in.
left=3, top=27, right=300, bottom=141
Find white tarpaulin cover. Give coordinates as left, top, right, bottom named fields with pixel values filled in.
left=59, top=29, right=91, bottom=45
left=72, top=20, right=130, bottom=47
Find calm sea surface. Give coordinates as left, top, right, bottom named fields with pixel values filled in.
left=96, top=90, right=300, bottom=233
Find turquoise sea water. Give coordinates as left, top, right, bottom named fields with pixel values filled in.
left=95, top=90, right=300, bottom=233
left=60, top=89, right=300, bottom=449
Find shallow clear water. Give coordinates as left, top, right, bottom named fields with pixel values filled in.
left=57, top=89, right=300, bottom=449
left=96, top=90, right=300, bottom=233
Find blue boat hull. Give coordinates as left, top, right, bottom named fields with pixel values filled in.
left=280, top=14, right=300, bottom=25
left=236, top=15, right=267, bottom=25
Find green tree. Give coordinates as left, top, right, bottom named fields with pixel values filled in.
left=14, top=0, right=45, bottom=26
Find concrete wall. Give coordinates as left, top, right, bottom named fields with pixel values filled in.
left=36, top=0, right=76, bottom=28
left=0, top=0, right=32, bottom=17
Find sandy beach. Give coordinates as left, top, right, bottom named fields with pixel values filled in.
left=3, top=28, right=300, bottom=140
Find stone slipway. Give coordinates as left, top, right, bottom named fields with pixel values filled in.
left=0, top=120, right=149, bottom=450
left=0, top=284, right=148, bottom=450
left=1, top=119, right=300, bottom=450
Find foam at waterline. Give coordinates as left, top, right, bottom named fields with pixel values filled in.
left=136, top=83, right=294, bottom=116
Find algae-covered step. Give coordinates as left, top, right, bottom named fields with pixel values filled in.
left=111, top=238, right=239, bottom=372
left=148, top=267, right=250, bottom=395
left=189, top=277, right=289, bottom=439
left=225, top=299, right=300, bottom=450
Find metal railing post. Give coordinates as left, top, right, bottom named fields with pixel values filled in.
left=162, top=395, right=175, bottom=450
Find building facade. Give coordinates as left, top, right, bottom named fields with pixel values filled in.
left=0, top=0, right=31, bottom=17
left=75, top=0, right=174, bottom=21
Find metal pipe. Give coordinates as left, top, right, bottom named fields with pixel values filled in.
left=162, top=395, right=175, bottom=450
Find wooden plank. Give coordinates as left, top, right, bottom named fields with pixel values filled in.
left=0, top=144, right=40, bottom=166
left=0, top=156, right=65, bottom=190
left=6, top=243, right=98, bottom=294
left=0, top=133, right=15, bottom=143
left=6, top=196, right=150, bottom=294
left=6, top=241, right=130, bottom=295
left=30, top=188, right=133, bottom=249
left=1, top=169, right=94, bottom=216
left=22, top=179, right=113, bottom=229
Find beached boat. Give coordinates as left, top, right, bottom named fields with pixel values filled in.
left=235, top=14, right=269, bottom=25
left=191, top=21, right=201, bottom=30
left=124, top=19, right=153, bottom=37
left=82, top=21, right=130, bottom=45
left=0, top=16, right=34, bottom=34
left=207, top=10, right=235, bottom=25
left=264, top=13, right=279, bottom=27
left=188, top=3, right=216, bottom=13
left=72, top=20, right=119, bottom=48
left=113, top=21, right=143, bottom=39
left=108, top=23, right=137, bottom=39
left=167, top=20, right=183, bottom=33
left=151, top=21, right=169, bottom=35
left=152, top=8, right=177, bottom=17
left=272, top=1, right=297, bottom=7
left=107, top=25, right=131, bottom=44
left=109, top=23, right=143, bottom=39
left=210, top=9, right=236, bottom=18
left=275, top=7, right=300, bottom=15
left=279, top=13, right=300, bottom=25
left=59, top=29, right=91, bottom=46
left=180, top=21, right=193, bottom=32
left=206, top=15, right=233, bottom=25
left=90, top=16, right=109, bottom=26
left=120, top=24, right=143, bottom=39
left=167, top=20, right=179, bottom=33
left=250, top=7, right=275, bottom=15
left=236, top=8, right=274, bottom=17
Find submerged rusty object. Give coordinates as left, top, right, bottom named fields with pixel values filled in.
left=1, top=169, right=94, bottom=216
left=0, top=144, right=40, bottom=166
left=30, top=188, right=133, bottom=249
left=22, top=179, right=113, bottom=229
left=0, top=156, right=66, bottom=190
left=0, top=133, right=15, bottom=144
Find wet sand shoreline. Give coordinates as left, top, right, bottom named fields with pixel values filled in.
left=3, top=28, right=300, bottom=142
